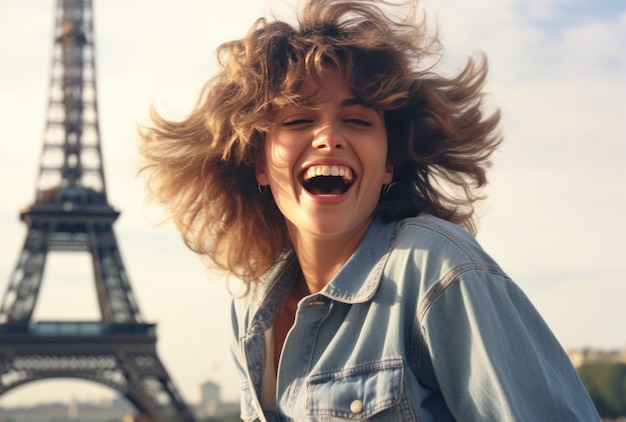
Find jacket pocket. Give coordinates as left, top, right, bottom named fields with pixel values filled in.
left=306, top=358, right=405, bottom=420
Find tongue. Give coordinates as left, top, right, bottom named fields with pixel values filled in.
left=310, top=187, right=344, bottom=196
left=304, top=176, right=350, bottom=196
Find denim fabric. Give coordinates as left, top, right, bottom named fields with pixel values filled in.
left=230, top=215, right=600, bottom=421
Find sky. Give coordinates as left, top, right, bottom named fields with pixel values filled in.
left=0, top=0, right=625, bottom=409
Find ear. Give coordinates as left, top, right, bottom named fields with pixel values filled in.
left=255, top=155, right=269, bottom=186
left=383, top=165, right=394, bottom=185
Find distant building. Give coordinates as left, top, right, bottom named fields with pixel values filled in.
left=568, top=347, right=626, bottom=368
left=68, top=396, right=78, bottom=420
left=199, top=380, right=221, bottom=416
left=195, top=380, right=240, bottom=419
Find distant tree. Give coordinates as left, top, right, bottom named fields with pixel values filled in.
left=578, top=362, right=626, bottom=418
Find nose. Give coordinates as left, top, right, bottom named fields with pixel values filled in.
left=312, top=121, right=346, bottom=150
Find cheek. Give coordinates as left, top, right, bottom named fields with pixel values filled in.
left=264, top=139, right=296, bottom=183
left=366, top=135, right=390, bottom=171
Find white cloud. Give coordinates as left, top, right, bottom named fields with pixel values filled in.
left=468, top=4, right=626, bottom=352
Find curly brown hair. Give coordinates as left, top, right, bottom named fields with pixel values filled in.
left=139, top=0, right=502, bottom=287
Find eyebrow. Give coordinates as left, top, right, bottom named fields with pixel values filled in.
left=282, top=97, right=374, bottom=111
left=340, top=98, right=371, bottom=108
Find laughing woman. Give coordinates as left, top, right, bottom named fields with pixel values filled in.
left=139, top=0, right=600, bottom=420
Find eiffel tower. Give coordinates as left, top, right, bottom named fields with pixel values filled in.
left=0, top=1, right=196, bottom=420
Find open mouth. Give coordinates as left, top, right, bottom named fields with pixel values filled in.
left=301, top=165, right=354, bottom=196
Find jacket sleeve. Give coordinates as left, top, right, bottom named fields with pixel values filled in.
left=417, top=268, right=600, bottom=421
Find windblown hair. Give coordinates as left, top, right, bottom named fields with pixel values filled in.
left=139, top=0, right=502, bottom=287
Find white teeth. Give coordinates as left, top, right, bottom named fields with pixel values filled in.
left=304, top=165, right=353, bottom=181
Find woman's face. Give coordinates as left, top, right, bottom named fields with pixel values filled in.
left=256, top=67, right=393, bottom=244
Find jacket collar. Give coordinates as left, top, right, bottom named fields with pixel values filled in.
left=319, top=216, right=396, bottom=303
left=247, top=217, right=397, bottom=333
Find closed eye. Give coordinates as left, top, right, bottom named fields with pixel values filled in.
left=283, top=118, right=313, bottom=126
left=344, top=118, right=373, bottom=126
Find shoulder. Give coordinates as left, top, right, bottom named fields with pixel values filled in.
left=390, top=215, right=500, bottom=270
left=383, top=215, right=512, bottom=317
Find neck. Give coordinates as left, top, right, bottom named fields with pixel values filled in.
left=288, top=220, right=372, bottom=294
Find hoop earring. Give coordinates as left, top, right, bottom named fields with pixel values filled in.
left=381, top=184, right=392, bottom=197
left=257, top=184, right=268, bottom=194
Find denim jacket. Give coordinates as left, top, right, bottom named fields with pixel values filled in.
left=230, top=215, right=600, bottom=421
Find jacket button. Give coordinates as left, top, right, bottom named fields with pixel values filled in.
left=350, top=399, right=363, bottom=414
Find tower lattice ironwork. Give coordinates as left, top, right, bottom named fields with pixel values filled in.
left=0, top=1, right=196, bottom=420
